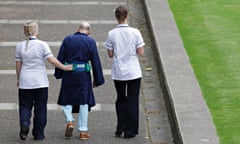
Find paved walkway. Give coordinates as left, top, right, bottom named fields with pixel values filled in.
left=0, top=0, right=174, bottom=144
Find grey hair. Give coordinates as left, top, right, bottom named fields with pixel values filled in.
left=24, top=21, right=38, bottom=50
left=79, top=21, right=90, bottom=30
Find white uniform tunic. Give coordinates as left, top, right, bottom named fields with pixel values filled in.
left=105, top=24, right=145, bottom=80
left=15, top=37, right=53, bottom=89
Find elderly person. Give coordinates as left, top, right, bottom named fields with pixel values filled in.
left=105, top=6, right=145, bottom=138
left=54, top=21, right=104, bottom=140
left=15, top=21, right=72, bottom=141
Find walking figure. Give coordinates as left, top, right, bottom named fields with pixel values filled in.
left=105, top=6, right=145, bottom=138
left=15, top=21, right=72, bottom=141
left=54, top=21, right=105, bottom=140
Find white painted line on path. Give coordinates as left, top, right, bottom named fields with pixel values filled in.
left=0, top=41, right=105, bottom=47
left=0, top=103, right=17, bottom=110
left=0, top=103, right=114, bottom=111
left=0, top=69, right=111, bottom=75
left=0, top=19, right=116, bottom=25
left=47, top=104, right=104, bottom=111
left=0, top=1, right=127, bottom=5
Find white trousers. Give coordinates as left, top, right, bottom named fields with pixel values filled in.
left=62, top=104, right=89, bottom=131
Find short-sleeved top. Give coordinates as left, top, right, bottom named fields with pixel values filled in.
left=105, top=24, right=145, bottom=80
left=15, top=37, right=53, bottom=89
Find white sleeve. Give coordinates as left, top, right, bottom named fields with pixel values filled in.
left=136, top=30, right=145, bottom=48
left=105, top=33, right=113, bottom=50
left=43, top=42, right=53, bottom=60
left=15, top=43, right=22, bottom=61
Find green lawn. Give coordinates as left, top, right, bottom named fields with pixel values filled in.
left=168, top=0, right=240, bottom=143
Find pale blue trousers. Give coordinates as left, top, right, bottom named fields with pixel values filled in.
left=62, top=104, right=89, bottom=132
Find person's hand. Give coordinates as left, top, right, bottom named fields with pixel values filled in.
left=65, top=64, right=73, bottom=71
left=93, top=82, right=97, bottom=88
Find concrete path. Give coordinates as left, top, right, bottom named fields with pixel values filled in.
left=0, top=0, right=173, bottom=144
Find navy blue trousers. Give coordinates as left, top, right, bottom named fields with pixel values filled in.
left=18, top=88, right=48, bottom=139
left=114, top=78, right=141, bottom=136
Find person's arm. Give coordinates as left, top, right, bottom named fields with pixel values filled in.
left=16, top=61, right=22, bottom=87
left=136, top=47, right=144, bottom=57
left=107, top=49, right=114, bottom=58
left=135, top=29, right=145, bottom=57
left=47, top=56, right=72, bottom=71
left=105, top=32, right=114, bottom=59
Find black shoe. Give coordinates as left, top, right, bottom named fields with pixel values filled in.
left=115, top=130, right=123, bottom=137
left=34, top=136, right=45, bottom=141
left=19, top=126, right=29, bottom=140
left=124, top=134, right=136, bottom=139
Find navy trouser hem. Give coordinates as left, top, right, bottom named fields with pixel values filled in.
left=114, top=78, right=141, bottom=135
left=18, top=88, right=48, bottom=138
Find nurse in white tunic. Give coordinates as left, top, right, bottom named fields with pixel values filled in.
left=105, top=6, right=145, bottom=139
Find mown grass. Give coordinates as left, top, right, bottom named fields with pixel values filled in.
left=168, top=0, right=240, bottom=143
